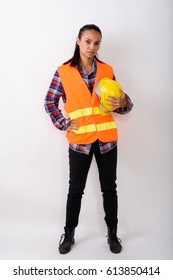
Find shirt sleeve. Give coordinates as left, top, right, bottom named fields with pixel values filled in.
left=44, top=70, right=71, bottom=130
left=112, top=74, right=133, bottom=114
left=115, top=94, right=133, bottom=114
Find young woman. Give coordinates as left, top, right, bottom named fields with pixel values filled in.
left=44, top=24, right=133, bottom=254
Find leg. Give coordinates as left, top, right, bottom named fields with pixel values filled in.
left=59, top=147, right=93, bottom=254
left=94, top=143, right=122, bottom=253
left=94, top=144, right=118, bottom=228
left=65, top=147, right=93, bottom=228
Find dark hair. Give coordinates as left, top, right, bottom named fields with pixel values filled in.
left=63, top=24, right=103, bottom=66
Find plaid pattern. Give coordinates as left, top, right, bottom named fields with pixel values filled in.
left=69, top=141, right=117, bottom=155
left=45, top=59, right=133, bottom=155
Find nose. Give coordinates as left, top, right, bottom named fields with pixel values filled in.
left=90, top=43, right=95, bottom=50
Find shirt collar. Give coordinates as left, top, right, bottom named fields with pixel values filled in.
left=78, top=59, right=96, bottom=74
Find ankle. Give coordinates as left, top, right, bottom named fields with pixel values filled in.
left=65, top=226, right=75, bottom=234
left=107, top=226, right=122, bottom=254
left=59, top=227, right=75, bottom=254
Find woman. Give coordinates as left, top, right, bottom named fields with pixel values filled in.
left=44, top=24, right=133, bottom=254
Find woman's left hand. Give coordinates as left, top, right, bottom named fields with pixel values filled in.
left=106, top=91, right=127, bottom=111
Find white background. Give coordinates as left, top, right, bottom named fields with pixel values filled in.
left=0, top=0, right=172, bottom=260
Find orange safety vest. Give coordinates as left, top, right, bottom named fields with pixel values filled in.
left=58, top=61, right=118, bottom=144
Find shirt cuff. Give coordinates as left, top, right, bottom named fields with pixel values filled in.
left=63, top=118, right=71, bottom=131
left=114, top=94, right=133, bottom=114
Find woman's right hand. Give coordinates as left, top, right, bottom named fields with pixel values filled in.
left=66, top=120, right=79, bottom=133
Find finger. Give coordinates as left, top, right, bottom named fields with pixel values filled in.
left=120, top=89, right=127, bottom=94
left=68, top=129, right=78, bottom=134
left=107, top=96, right=120, bottom=101
left=67, top=124, right=79, bottom=133
left=72, top=126, right=79, bottom=130
left=106, top=99, right=120, bottom=106
left=69, top=126, right=79, bottom=131
left=71, top=120, right=78, bottom=125
left=106, top=102, right=117, bottom=107
left=120, top=92, right=126, bottom=98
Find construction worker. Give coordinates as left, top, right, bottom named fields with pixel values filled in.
left=44, top=24, right=133, bottom=254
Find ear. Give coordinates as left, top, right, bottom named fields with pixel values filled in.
left=76, top=37, right=80, bottom=46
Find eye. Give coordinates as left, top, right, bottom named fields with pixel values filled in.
left=85, top=40, right=91, bottom=44
left=95, top=42, right=101, bottom=46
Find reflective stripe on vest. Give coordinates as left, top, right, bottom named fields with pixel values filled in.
left=73, top=121, right=116, bottom=134
left=68, top=107, right=100, bottom=119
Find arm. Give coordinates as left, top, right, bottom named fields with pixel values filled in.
left=114, top=93, right=133, bottom=114
left=44, top=70, right=71, bottom=130
left=106, top=74, right=133, bottom=114
left=107, top=92, right=133, bottom=115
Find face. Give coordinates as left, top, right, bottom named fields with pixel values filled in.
left=77, top=29, right=101, bottom=60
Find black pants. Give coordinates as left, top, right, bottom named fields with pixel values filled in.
left=65, top=140, right=118, bottom=229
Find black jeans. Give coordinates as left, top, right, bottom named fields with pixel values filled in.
left=65, top=140, right=118, bottom=229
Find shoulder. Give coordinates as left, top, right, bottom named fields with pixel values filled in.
left=96, top=60, right=113, bottom=70
left=58, top=62, right=71, bottom=71
left=96, top=61, right=114, bottom=78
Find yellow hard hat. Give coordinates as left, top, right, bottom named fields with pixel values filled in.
left=96, top=77, right=123, bottom=116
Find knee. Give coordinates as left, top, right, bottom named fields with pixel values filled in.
left=68, top=188, right=84, bottom=199
left=101, top=184, right=117, bottom=196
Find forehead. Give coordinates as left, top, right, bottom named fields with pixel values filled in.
left=81, top=29, right=101, bottom=41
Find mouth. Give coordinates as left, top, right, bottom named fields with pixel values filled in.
left=87, top=52, right=95, bottom=55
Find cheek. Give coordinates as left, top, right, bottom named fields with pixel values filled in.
left=81, top=43, right=88, bottom=50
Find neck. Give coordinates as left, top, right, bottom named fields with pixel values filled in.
left=79, top=54, right=94, bottom=66
left=79, top=57, right=94, bottom=73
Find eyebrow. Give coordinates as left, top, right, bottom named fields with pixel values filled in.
left=84, top=37, right=101, bottom=43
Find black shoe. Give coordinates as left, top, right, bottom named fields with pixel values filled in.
left=107, top=227, right=122, bottom=254
left=59, top=227, right=75, bottom=254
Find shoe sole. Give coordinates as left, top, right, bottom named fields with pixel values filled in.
left=110, top=245, right=122, bottom=254
left=108, top=240, right=122, bottom=254
left=59, top=241, right=75, bottom=254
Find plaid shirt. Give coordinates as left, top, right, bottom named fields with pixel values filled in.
left=45, top=60, right=133, bottom=155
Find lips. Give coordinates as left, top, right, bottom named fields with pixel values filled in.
left=87, top=52, right=95, bottom=55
